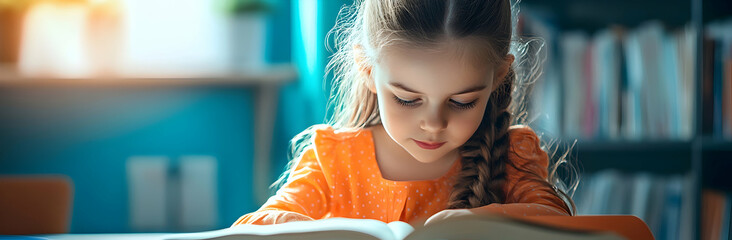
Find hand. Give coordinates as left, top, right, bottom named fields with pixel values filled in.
left=424, top=209, right=475, bottom=226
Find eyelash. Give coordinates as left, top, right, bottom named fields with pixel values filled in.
left=392, top=95, right=477, bottom=110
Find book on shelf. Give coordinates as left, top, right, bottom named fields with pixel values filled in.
left=701, top=189, right=730, bottom=240
left=660, top=176, right=683, bottom=240
left=705, top=19, right=732, bottom=139
left=724, top=191, right=732, bottom=240
left=573, top=170, right=692, bottom=240
left=520, top=12, right=698, bottom=140
left=164, top=214, right=625, bottom=240
left=519, top=12, right=563, bottom=137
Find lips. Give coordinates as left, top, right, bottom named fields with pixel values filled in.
left=413, top=139, right=446, bottom=149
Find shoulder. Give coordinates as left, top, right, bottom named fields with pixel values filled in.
left=309, top=124, right=372, bottom=161
left=305, top=125, right=372, bottom=186
left=312, top=124, right=372, bottom=148
left=506, top=125, right=549, bottom=170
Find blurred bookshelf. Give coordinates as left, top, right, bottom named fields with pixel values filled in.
left=520, top=0, right=731, bottom=239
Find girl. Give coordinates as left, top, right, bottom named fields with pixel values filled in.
left=233, top=0, right=575, bottom=226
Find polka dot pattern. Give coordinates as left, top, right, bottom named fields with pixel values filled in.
left=232, top=125, right=571, bottom=225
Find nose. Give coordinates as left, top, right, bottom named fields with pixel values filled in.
left=420, top=105, right=448, bottom=133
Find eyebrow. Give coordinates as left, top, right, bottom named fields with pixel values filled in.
left=389, top=82, right=487, bottom=95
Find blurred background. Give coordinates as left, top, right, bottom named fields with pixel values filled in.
left=0, top=0, right=730, bottom=239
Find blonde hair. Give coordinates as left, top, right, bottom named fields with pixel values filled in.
left=272, top=0, right=577, bottom=215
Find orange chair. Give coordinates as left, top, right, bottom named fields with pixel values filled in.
left=0, top=175, right=74, bottom=235
left=520, top=215, right=655, bottom=240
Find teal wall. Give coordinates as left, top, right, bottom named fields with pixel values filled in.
left=0, top=86, right=257, bottom=233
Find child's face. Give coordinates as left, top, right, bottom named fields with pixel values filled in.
left=365, top=44, right=512, bottom=164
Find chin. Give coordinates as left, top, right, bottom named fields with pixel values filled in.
left=415, top=157, right=441, bottom=164
left=408, top=148, right=447, bottom=164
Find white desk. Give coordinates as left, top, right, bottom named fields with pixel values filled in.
left=39, top=234, right=170, bottom=240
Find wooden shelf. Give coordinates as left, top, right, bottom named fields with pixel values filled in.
left=570, top=140, right=693, bottom=175
left=703, top=0, right=732, bottom=23
left=0, top=64, right=298, bottom=87
left=700, top=137, right=732, bottom=151
left=522, top=0, right=693, bottom=31
left=549, top=137, right=732, bottom=175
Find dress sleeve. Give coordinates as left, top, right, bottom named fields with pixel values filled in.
left=232, top=147, right=332, bottom=225
left=476, top=126, right=571, bottom=217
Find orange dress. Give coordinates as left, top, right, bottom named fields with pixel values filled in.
left=233, top=125, right=571, bottom=225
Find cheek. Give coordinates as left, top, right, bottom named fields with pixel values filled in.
left=448, top=106, right=486, bottom=139
left=377, top=94, right=414, bottom=126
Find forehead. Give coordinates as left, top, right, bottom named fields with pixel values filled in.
left=375, top=42, right=495, bottom=92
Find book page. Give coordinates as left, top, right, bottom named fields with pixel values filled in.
left=386, top=221, right=414, bottom=240
left=405, top=215, right=625, bottom=240
left=164, top=218, right=400, bottom=240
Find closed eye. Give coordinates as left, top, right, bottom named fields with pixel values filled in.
left=450, top=99, right=477, bottom=110
left=392, top=95, right=477, bottom=110
left=393, top=95, right=419, bottom=107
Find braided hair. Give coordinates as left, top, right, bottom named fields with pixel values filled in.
left=448, top=68, right=514, bottom=208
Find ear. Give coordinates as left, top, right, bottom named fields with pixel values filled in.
left=492, top=54, right=515, bottom=91
left=354, top=44, right=376, bottom=93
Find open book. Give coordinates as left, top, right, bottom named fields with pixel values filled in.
left=164, top=213, right=626, bottom=240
